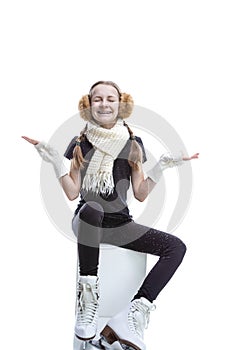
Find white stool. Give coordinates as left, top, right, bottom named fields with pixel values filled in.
left=73, top=244, right=147, bottom=349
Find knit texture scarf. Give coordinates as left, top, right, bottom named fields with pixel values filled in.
left=82, top=119, right=129, bottom=195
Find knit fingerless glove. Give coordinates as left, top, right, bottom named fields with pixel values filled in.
left=147, top=153, right=184, bottom=183
left=34, top=141, right=68, bottom=179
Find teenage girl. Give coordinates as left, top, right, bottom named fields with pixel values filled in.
left=22, top=81, right=198, bottom=350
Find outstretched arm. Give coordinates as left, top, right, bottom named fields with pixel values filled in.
left=22, top=136, right=81, bottom=201
left=131, top=153, right=199, bottom=202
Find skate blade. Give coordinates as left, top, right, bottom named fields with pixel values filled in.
left=103, top=335, right=138, bottom=350
left=120, top=344, right=136, bottom=350
left=89, top=338, right=104, bottom=349
left=90, top=336, right=124, bottom=349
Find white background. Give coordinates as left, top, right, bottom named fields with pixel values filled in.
left=1, top=1, right=232, bottom=349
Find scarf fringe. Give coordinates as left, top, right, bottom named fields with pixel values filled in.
left=82, top=172, right=115, bottom=195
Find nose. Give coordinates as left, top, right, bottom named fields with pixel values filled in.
left=100, top=99, right=109, bottom=107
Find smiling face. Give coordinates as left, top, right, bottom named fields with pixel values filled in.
left=90, top=84, right=120, bottom=129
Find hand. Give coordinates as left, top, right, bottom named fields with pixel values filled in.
left=182, top=153, right=199, bottom=161
left=22, top=136, right=59, bottom=163
left=147, top=151, right=199, bottom=184
left=21, top=136, right=68, bottom=178
left=21, top=136, right=39, bottom=145
left=160, top=152, right=200, bottom=168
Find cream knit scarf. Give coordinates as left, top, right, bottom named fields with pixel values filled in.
left=82, top=119, right=129, bottom=195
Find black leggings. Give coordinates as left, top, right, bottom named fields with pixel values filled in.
left=72, top=202, right=187, bottom=303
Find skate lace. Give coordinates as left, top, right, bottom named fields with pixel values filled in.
left=128, top=300, right=155, bottom=339
left=77, top=282, right=99, bottom=325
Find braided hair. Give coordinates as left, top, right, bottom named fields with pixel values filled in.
left=71, top=125, right=87, bottom=170
left=123, top=121, right=142, bottom=170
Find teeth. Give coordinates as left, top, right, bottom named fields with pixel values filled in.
left=98, top=112, right=111, bottom=114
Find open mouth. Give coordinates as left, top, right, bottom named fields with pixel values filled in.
left=97, top=111, right=112, bottom=115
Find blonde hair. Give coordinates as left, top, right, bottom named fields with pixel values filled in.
left=72, top=81, right=142, bottom=170
left=123, top=121, right=143, bottom=170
